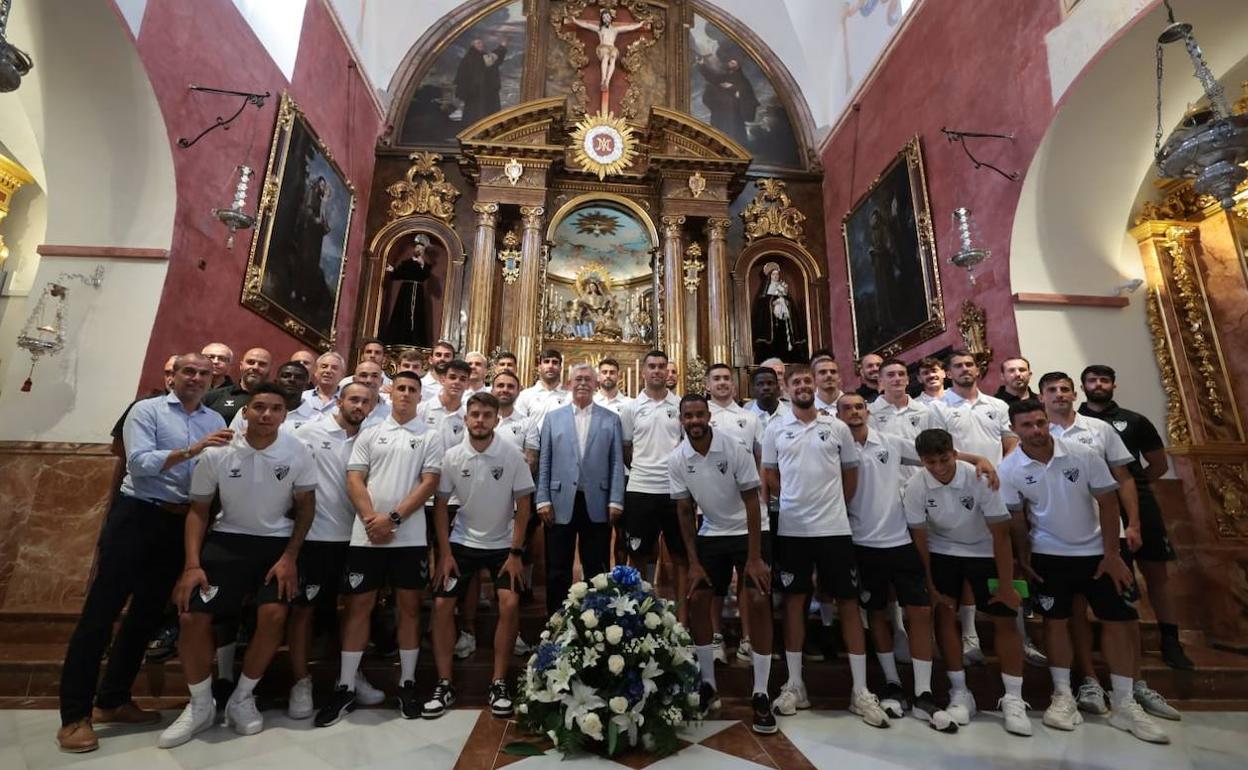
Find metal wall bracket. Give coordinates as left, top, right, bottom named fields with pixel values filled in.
left=940, top=128, right=1019, bottom=181
left=177, top=85, right=270, bottom=149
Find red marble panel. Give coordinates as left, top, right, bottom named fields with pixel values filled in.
left=1195, top=219, right=1248, bottom=432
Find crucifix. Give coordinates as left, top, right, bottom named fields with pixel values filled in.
left=565, top=7, right=651, bottom=113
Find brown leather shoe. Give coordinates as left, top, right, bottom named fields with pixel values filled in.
left=56, top=719, right=99, bottom=753
left=93, top=702, right=162, bottom=725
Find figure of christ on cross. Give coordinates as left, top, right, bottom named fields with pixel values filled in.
left=566, top=7, right=651, bottom=99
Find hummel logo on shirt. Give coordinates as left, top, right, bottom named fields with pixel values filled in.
left=685, top=464, right=697, bottom=474
left=1023, top=474, right=1038, bottom=484
left=460, top=468, right=471, bottom=478
left=228, top=468, right=242, bottom=478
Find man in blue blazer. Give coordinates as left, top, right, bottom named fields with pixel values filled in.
left=537, top=363, right=626, bottom=615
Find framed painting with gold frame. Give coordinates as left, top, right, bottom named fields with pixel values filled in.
left=841, top=136, right=944, bottom=359
left=242, top=93, right=356, bottom=351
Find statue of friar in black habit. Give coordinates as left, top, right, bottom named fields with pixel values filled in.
left=455, top=37, right=508, bottom=128
left=382, top=234, right=435, bottom=347
left=751, top=261, right=808, bottom=363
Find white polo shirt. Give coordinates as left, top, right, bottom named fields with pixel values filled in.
left=761, top=411, right=861, bottom=537
left=709, top=400, right=762, bottom=453
left=358, top=398, right=392, bottom=430
left=668, top=432, right=764, bottom=537
left=814, top=390, right=843, bottom=414
left=514, top=383, right=570, bottom=427
left=437, top=435, right=535, bottom=550
left=621, top=389, right=683, bottom=494
left=418, top=396, right=467, bottom=450
left=293, top=418, right=358, bottom=543
left=1049, top=414, right=1133, bottom=468
left=227, top=399, right=321, bottom=437
left=338, top=372, right=392, bottom=391
left=594, top=391, right=633, bottom=415
left=997, top=436, right=1120, bottom=557
left=902, top=460, right=1010, bottom=557
left=916, top=391, right=945, bottom=406
left=745, top=399, right=791, bottom=433
left=940, top=390, right=1013, bottom=464
left=421, top=372, right=443, bottom=400
left=346, top=415, right=443, bottom=548
left=495, top=410, right=532, bottom=452
left=191, top=431, right=316, bottom=538
left=868, top=395, right=945, bottom=443
left=848, top=429, right=922, bottom=548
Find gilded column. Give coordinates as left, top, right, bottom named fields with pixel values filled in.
left=464, top=202, right=499, bottom=356
left=661, top=215, right=686, bottom=384
left=513, top=206, right=546, bottom=386
left=705, top=217, right=732, bottom=366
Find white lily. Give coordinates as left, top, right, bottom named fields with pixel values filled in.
left=562, top=680, right=607, bottom=731
left=546, top=657, right=574, bottom=695
left=640, top=657, right=661, bottom=697
left=608, top=594, right=638, bottom=616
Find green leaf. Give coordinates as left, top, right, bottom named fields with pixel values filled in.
left=608, top=720, right=620, bottom=756
left=501, top=741, right=546, bottom=757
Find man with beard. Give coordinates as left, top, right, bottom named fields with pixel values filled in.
left=303, top=352, right=346, bottom=419
left=493, top=350, right=517, bottom=380
left=420, top=340, right=457, bottom=401
left=287, top=383, right=381, bottom=719
left=855, top=353, right=883, bottom=403
left=593, top=357, right=632, bottom=413
left=762, top=366, right=887, bottom=727
left=697, top=55, right=758, bottom=147
left=338, top=339, right=392, bottom=392
left=455, top=37, right=507, bottom=128
left=493, top=370, right=540, bottom=615
left=229, top=362, right=317, bottom=433
left=353, top=361, right=394, bottom=430
left=204, top=348, right=273, bottom=425
left=995, top=357, right=1037, bottom=404
left=916, top=356, right=948, bottom=405
left=514, top=348, right=570, bottom=429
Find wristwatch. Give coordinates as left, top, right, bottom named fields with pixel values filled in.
left=509, top=547, right=524, bottom=557
left=389, top=511, right=403, bottom=526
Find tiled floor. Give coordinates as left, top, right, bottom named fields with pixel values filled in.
left=4, top=707, right=1246, bottom=770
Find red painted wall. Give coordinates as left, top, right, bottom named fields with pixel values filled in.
left=822, top=0, right=1062, bottom=393
left=130, top=0, right=382, bottom=392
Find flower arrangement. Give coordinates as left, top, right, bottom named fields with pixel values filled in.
left=516, top=565, right=701, bottom=757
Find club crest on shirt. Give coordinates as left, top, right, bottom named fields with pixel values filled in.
left=737, top=418, right=746, bottom=429
left=629, top=536, right=643, bottom=552
left=409, top=437, right=419, bottom=449
left=452, top=423, right=463, bottom=435
left=817, top=429, right=831, bottom=442
left=666, top=408, right=676, bottom=419
left=779, top=571, right=795, bottom=587
left=274, top=464, right=290, bottom=481
left=910, top=415, right=921, bottom=427
left=860, top=589, right=872, bottom=605
left=875, top=449, right=889, bottom=463
left=511, top=424, right=524, bottom=435
left=228, top=468, right=242, bottom=478
left=1037, top=594, right=1055, bottom=612
left=347, top=572, right=364, bottom=589
left=1078, top=435, right=1094, bottom=446
left=960, top=495, right=975, bottom=511
left=198, top=585, right=219, bottom=603
left=1112, top=420, right=1128, bottom=432
left=1062, top=467, right=1080, bottom=483
left=717, top=460, right=728, bottom=474
left=491, top=466, right=504, bottom=480
left=304, top=584, right=320, bottom=601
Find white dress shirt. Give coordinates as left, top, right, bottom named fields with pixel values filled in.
left=573, top=402, right=593, bottom=459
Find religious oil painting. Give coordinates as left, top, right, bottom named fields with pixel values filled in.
left=242, top=93, right=355, bottom=351
left=842, top=136, right=944, bottom=359
left=544, top=202, right=656, bottom=345
left=398, top=1, right=527, bottom=146
left=687, top=14, right=801, bottom=169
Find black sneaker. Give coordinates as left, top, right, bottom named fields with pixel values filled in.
left=1160, top=636, right=1195, bottom=671
left=698, top=681, right=721, bottom=717
left=488, top=680, right=513, bottom=718
left=145, top=624, right=178, bottom=663
left=802, top=631, right=825, bottom=662
left=421, top=678, right=456, bottom=719
left=314, top=685, right=357, bottom=727
left=751, top=692, right=778, bottom=734
left=212, top=678, right=235, bottom=713
left=880, top=681, right=908, bottom=719
left=913, top=691, right=958, bottom=733
left=398, top=680, right=421, bottom=719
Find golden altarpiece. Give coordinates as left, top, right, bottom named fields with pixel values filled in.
left=353, top=0, right=828, bottom=391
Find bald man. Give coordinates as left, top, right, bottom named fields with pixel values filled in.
left=204, top=347, right=273, bottom=424
left=290, top=350, right=317, bottom=373
left=202, top=343, right=235, bottom=390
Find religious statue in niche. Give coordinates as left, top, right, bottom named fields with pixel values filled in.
left=565, top=8, right=651, bottom=93
left=455, top=36, right=509, bottom=127
left=752, top=260, right=808, bottom=363
left=382, top=234, right=436, bottom=346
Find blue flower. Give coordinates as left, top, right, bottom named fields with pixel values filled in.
left=611, top=565, right=641, bottom=588
left=534, top=641, right=561, bottom=671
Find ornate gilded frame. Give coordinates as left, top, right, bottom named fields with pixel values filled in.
left=242, top=93, right=356, bottom=351
left=841, top=136, right=944, bottom=359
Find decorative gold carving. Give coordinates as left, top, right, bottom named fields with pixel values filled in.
left=242, top=264, right=267, bottom=312
left=706, top=217, right=731, bottom=238
left=473, top=201, right=499, bottom=226
left=1162, top=226, right=1226, bottom=422
left=0, top=153, right=35, bottom=271
left=504, top=158, right=524, bottom=186
left=685, top=355, right=707, bottom=395
left=386, top=152, right=460, bottom=224
left=550, top=1, right=592, bottom=119
left=661, top=214, right=685, bottom=238
left=521, top=205, right=546, bottom=229
left=1134, top=185, right=1211, bottom=225
left=688, top=171, right=707, bottom=199
left=614, top=1, right=665, bottom=121
left=569, top=111, right=640, bottom=180
left=682, top=242, right=704, bottom=294
left=1203, top=462, right=1248, bottom=538
left=1144, top=289, right=1192, bottom=447
left=552, top=1, right=666, bottom=121
left=956, top=299, right=993, bottom=373
left=283, top=318, right=307, bottom=335
left=741, top=179, right=806, bottom=245
left=497, top=230, right=522, bottom=285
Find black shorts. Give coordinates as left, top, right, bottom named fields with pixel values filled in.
left=434, top=544, right=515, bottom=598
left=624, top=491, right=686, bottom=558
left=188, top=533, right=289, bottom=615
left=855, top=544, right=930, bottom=610
left=424, top=504, right=460, bottom=548
left=774, top=535, right=859, bottom=598
left=344, top=546, right=430, bottom=594
left=295, top=540, right=348, bottom=607
left=929, top=552, right=1015, bottom=618
left=693, top=534, right=772, bottom=596
left=1130, top=493, right=1177, bottom=563
left=1030, top=553, right=1139, bottom=622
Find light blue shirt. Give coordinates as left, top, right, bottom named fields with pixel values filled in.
left=119, top=392, right=227, bottom=504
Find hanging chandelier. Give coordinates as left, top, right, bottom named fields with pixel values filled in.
left=15, top=266, right=104, bottom=391
left=0, top=0, right=33, bottom=93
left=1153, top=0, right=1248, bottom=210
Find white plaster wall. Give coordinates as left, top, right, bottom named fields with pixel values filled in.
left=1046, top=0, right=1152, bottom=105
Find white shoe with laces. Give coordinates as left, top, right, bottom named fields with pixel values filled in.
left=1077, top=677, right=1108, bottom=715
left=287, top=676, right=314, bottom=719
left=736, top=637, right=753, bottom=662
left=224, top=693, right=264, bottom=736
left=354, top=672, right=386, bottom=706
left=1133, top=680, right=1181, bottom=721
left=1023, top=637, right=1049, bottom=668
left=157, top=698, right=215, bottom=749
left=849, top=688, right=891, bottom=728
left=772, top=680, right=810, bottom=716
left=947, top=689, right=977, bottom=725
left=712, top=633, right=727, bottom=664
left=453, top=630, right=476, bottom=660
left=962, top=636, right=986, bottom=666
left=1109, top=699, right=1171, bottom=744
left=998, top=694, right=1032, bottom=736
left=1042, top=692, right=1083, bottom=731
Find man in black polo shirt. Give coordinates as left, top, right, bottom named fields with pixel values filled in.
left=856, top=353, right=882, bottom=402
left=204, top=347, right=272, bottom=424
left=1077, top=364, right=1192, bottom=670
left=202, top=343, right=235, bottom=390
left=994, top=356, right=1037, bottom=404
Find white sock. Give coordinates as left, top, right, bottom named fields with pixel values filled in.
left=785, top=650, right=803, bottom=686
left=819, top=603, right=837, bottom=627
left=1002, top=673, right=1024, bottom=700
left=849, top=653, right=868, bottom=694
left=876, top=651, right=900, bottom=685
left=696, top=644, right=717, bottom=689
left=751, top=651, right=772, bottom=695
left=400, top=648, right=420, bottom=685
left=1051, top=667, right=1072, bottom=696
left=959, top=606, right=978, bottom=640
left=1110, top=674, right=1134, bottom=707
left=890, top=602, right=906, bottom=630
left=338, top=650, right=363, bottom=690
left=232, top=674, right=259, bottom=700
left=948, top=669, right=968, bottom=694
left=216, top=642, right=237, bottom=682
left=188, top=676, right=213, bottom=706
left=913, top=658, right=933, bottom=696
left=1015, top=606, right=1026, bottom=634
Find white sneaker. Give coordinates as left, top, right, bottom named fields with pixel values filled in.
left=772, top=680, right=810, bottom=716
left=157, top=698, right=215, bottom=749
left=1042, top=692, right=1083, bottom=731
left=947, top=689, right=977, bottom=725
left=224, top=693, right=264, bottom=736
left=287, top=676, right=314, bottom=719
left=849, top=689, right=891, bottom=728
left=354, top=672, right=386, bottom=706
left=1077, top=677, right=1108, bottom=715
left=1133, top=681, right=1181, bottom=721
left=453, top=631, right=476, bottom=660
left=1023, top=637, right=1049, bottom=668
left=962, top=636, right=986, bottom=666
left=736, top=637, right=753, bottom=662
left=893, top=626, right=912, bottom=664
left=1108, top=699, right=1171, bottom=744
left=998, top=694, right=1032, bottom=736
left=712, top=633, right=727, bottom=664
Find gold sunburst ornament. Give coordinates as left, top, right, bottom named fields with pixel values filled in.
left=570, top=111, right=638, bottom=180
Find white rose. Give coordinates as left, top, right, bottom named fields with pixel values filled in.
left=610, top=696, right=629, bottom=714
left=517, top=703, right=528, bottom=714
left=687, top=692, right=701, bottom=707
left=608, top=654, right=625, bottom=674
left=550, top=612, right=564, bottom=629
left=579, top=711, right=604, bottom=740
left=644, top=612, right=661, bottom=629
left=569, top=582, right=588, bottom=600
left=581, top=610, right=599, bottom=629
left=592, top=573, right=609, bottom=590
left=605, top=625, right=624, bottom=645
left=595, top=631, right=605, bottom=642
left=662, top=612, right=676, bottom=628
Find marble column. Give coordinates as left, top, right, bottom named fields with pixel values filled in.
left=705, top=217, right=732, bottom=366
left=661, top=215, right=686, bottom=387
left=465, top=202, right=499, bottom=356
left=513, top=206, right=545, bottom=386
